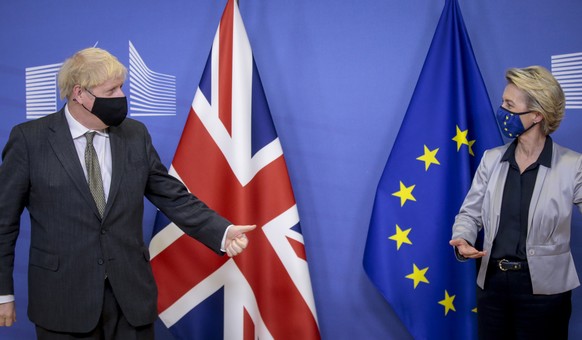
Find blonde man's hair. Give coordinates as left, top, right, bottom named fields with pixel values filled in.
left=505, top=66, right=565, bottom=135
left=58, top=47, right=127, bottom=100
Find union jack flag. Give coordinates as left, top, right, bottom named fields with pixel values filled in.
left=149, top=1, right=320, bottom=339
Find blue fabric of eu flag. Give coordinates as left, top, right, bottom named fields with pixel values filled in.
left=363, top=0, right=503, bottom=339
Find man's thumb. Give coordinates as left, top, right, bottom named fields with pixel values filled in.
left=236, top=224, right=256, bottom=233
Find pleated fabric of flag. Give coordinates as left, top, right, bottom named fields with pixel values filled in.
left=149, top=1, right=320, bottom=339
left=363, top=0, right=502, bottom=338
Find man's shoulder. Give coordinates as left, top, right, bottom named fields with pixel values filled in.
left=119, top=117, right=146, bottom=129
left=12, top=109, right=63, bottom=134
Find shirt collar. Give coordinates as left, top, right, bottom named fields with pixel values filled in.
left=501, top=136, right=553, bottom=168
left=64, top=104, right=109, bottom=140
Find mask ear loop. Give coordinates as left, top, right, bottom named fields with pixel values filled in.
left=76, top=88, right=96, bottom=114
left=519, top=114, right=539, bottom=136
left=84, top=88, right=97, bottom=98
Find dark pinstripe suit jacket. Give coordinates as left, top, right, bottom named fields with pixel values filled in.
left=0, top=108, right=230, bottom=332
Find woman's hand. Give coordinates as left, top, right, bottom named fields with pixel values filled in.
left=449, top=238, right=486, bottom=259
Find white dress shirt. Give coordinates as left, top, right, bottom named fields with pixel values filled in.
left=65, top=105, right=112, bottom=200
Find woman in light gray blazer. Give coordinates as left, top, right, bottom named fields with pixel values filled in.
left=450, top=66, right=582, bottom=340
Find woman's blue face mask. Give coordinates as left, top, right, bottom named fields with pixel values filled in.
left=495, top=106, right=534, bottom=138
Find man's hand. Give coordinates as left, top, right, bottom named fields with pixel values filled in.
left=449, top=238, right=486, bottom=259
left=225, top=225, right=256, bottom=257
left=0, top=301, right=16, bottom=327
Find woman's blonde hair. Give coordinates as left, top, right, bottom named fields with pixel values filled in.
left=58, top=47, right=127, bottom=100
left=505, top=66, right=565, bottom=135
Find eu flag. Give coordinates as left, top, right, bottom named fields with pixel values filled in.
left=363, top=0, right=502, bottom=339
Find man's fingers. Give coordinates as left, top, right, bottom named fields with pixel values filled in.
left=235, top=236, right=248, bottom=248
left=231, top=242, right=243, bottom=253
left=0, top=316, right=15, bottom=327
left=226, top=239, right=245, bottom=257
left=0, top=302, right=16, bottom=327
left=225, top=225, right=255, bottom=257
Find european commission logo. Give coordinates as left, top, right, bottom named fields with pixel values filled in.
left=24, top=41, right=177, bottom=119
left=129, top=41, right=176, bottom=116
left=551, top=52, right=582, bottom=109
left=25, top=63, right=63, bottom=119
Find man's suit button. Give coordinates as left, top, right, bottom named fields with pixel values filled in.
left=101, top=229, right=107, bottom=235
left=98, top=258, right=104, bottom=265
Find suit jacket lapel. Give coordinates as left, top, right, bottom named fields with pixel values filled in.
left=105, top=125, right=126, bottom=220
left=491, top=161, right=509, bottom=238
left=529, top=165, right=548, bottom=233
left=47, top=109, right=102, bottom=220
left=528, top=141, right=554, bottom=233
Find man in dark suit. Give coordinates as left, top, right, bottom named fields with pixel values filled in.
left=0, top=47, right=255, bottom=339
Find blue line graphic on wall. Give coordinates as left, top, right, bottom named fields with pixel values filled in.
left=25, top=63, right=63, bottom=120
left=129, top=41, right=177, bottom=116
left=551, top=52, right=582, bottom=109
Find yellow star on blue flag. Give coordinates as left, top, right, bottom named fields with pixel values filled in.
left=392, top=181, right=416, bottom=207
left=438, top=290, right=457, bottom=316
left=388, top=224, right=412, bottom=250
left=417, top=145, right=440, bottom=171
